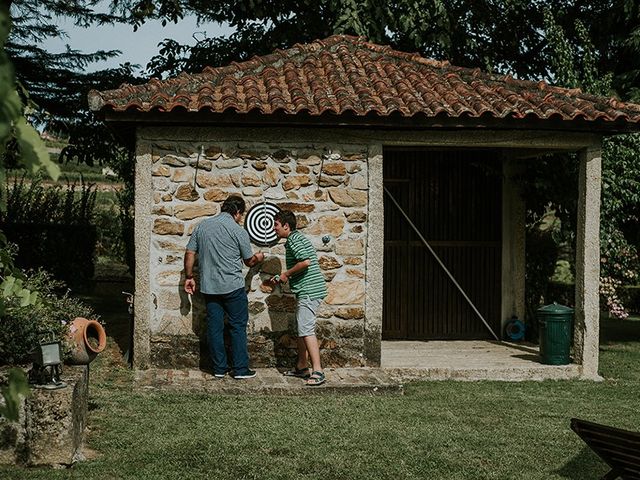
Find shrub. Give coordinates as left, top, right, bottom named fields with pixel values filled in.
left=1, top=174, right=97, bottom=289
left=0, top=269, right=95, bottom=365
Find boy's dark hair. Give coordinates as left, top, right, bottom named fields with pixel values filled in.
left=274, top=210, right=297, bottom=230
left=221, top=195, right=246, bottom=216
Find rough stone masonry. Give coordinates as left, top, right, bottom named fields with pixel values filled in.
left=146, top=138, right=371, bottom=369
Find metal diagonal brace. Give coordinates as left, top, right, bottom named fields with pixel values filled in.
left=384, top=186, right=500, bottom=341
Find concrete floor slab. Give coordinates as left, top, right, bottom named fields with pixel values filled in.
left=381, top=340, right=583, bottom=381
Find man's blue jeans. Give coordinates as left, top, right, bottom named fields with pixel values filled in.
left=204, top=287, right=250, bottom=375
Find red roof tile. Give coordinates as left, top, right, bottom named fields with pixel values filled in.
left=88, top=35, right=640, bottom=125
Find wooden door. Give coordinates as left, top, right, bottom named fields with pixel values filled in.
left=383, top=149, right=502, bottom=340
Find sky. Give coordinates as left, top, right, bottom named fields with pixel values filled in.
left=44, top=14, right=233, bottom=73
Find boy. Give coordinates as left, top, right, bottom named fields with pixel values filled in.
left=272, top=210, right=327, bottom=386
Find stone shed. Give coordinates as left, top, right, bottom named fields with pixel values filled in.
left=89, top=35, right=640, bottom=378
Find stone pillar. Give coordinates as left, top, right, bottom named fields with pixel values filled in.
left=501, top=157, right=526, bottom=333
left=574, top=145, right=602, bottom=379
left=364, top=144, right=383, bottom=365
left=134, top=139, right=153, bottom=369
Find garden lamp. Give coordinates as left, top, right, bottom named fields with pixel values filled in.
left=30, top=332, right=67, bottom=390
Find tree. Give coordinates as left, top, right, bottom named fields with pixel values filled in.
left=519, top=8, right=640, bottom=319
left=1, top=3, right=59, bottom=195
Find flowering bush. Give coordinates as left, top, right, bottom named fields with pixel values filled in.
left=599, top=275, right=629, bottom=320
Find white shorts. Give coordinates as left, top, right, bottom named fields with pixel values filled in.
left=296, top=297, right=322, bottom=337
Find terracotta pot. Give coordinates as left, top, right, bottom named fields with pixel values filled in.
left=67, top=317, right=107, bottom=365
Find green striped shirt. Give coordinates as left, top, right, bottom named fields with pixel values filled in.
left=285, top=230, right=327, bottom=300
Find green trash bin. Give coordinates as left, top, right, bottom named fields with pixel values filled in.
left=537, top=303, right=573, bottom=365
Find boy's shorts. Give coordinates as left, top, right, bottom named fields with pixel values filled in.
left=296, top=297, right=322, bottom=337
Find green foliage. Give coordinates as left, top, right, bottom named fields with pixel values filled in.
left=2, top=174, right=96, bottom=225
left=1, top=175, right=99, bottom=288
left=0, top=368, right=29, bottom=422
left=0, top=5, right=59, bottom=209
left=0, top=275, right=38, bottom=309
left=544, top=9, right=613, bottom=95
left=519, top=9, right=639, bottom=319
left=0, top=232, right=39, bottom=317
left=0, top=269, right=95, bottom=365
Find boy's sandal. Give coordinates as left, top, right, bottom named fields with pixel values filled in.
left=284, top=367, right=311, bottom=379
left=305, top=371, right=326, bottom=386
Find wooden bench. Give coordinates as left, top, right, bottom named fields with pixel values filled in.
left=571, top=418, right=640, bottom=479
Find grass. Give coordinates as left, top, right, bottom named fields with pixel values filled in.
left=2, top=317, right=640, bottom=479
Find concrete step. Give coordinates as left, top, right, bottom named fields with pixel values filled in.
left=134, top=367, right=405, bottom=395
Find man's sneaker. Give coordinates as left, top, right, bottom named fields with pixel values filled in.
left=213, top=368, right=230, bottom=378
left=233, top=369, right=257, bottom=379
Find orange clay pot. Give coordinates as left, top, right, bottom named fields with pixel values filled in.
left=67, top=317, right=107, bottom=365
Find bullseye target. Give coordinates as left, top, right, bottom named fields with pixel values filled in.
left=245, top=202, right=281, bottom=247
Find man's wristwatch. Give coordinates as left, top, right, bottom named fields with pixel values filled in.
left=186, top=274, right=194, bottom=280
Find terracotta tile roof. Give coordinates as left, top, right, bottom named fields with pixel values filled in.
left=88, top=35, right=640, bottom=125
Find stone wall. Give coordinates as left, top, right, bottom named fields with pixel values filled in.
left=145, top=138, right=371, bottom=368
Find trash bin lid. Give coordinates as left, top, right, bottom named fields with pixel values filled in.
left=537, top=302, right=574, bottom=314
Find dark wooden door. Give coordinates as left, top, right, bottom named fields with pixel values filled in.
left=383, top=149, right=502, bottom=340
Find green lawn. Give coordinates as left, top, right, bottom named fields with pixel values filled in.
left=2, top=317, right=639, bottom=479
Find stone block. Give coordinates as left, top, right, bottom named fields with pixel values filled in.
left=196, top=173, right=233, bottom=188
left=263, top=166, right=280, bottom=186
left=348, top=173, right=368, bottom=190
left=344, top=256, right=363, bottom=265
left=242, top=172, right=261, bottom=186
left=216, top=158, right=244, bottom=169
left=152, top=165, right=171, bottom=177
left=152, top=205, right=173, bottom=216
left=297, top=155, right=321, bottom=166
left=203, top=188, right=230, bottom=202
left=335, top=307, right=365, bottom=319
left=305, top=215, right=345, bottom=237
left=171, top=169, right=193, bottom=183
left=328, top=188, right=367, bottom=207
left=276, top=202, right=314, bottom=213
left=153, top=218, right=184, bottom=236
left=323, top=163, right=347, bottom=176
left=335, top=239, right=364, bottom=256
left=242, top=187, right=263, bottom=197
left=325, top=280, right=365, bottom=305
left=189, top=158, right=213, bottom=171
left=283, top=175, right=311, bottom=191
left=174, top=184, right=200, bottom=201
left=0, top=366, right=88, bottom=467
left=161, top=155, right=186, bottom=167
left=174, top=203, right=218, bottom=220
left=318, top=255, right=342, bottom=270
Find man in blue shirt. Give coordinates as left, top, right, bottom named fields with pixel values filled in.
left=184, top=195, right=264, bottom=379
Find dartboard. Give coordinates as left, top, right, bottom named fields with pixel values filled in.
left=244, top=202, right=281, bottom=247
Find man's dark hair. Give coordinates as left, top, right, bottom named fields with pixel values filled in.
left=221, top=195, right=246, bottom=215
left=274, top=210, right=297, bottom=230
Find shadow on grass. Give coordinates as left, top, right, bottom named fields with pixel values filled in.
left=554, top=445, right=609, bottom=479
